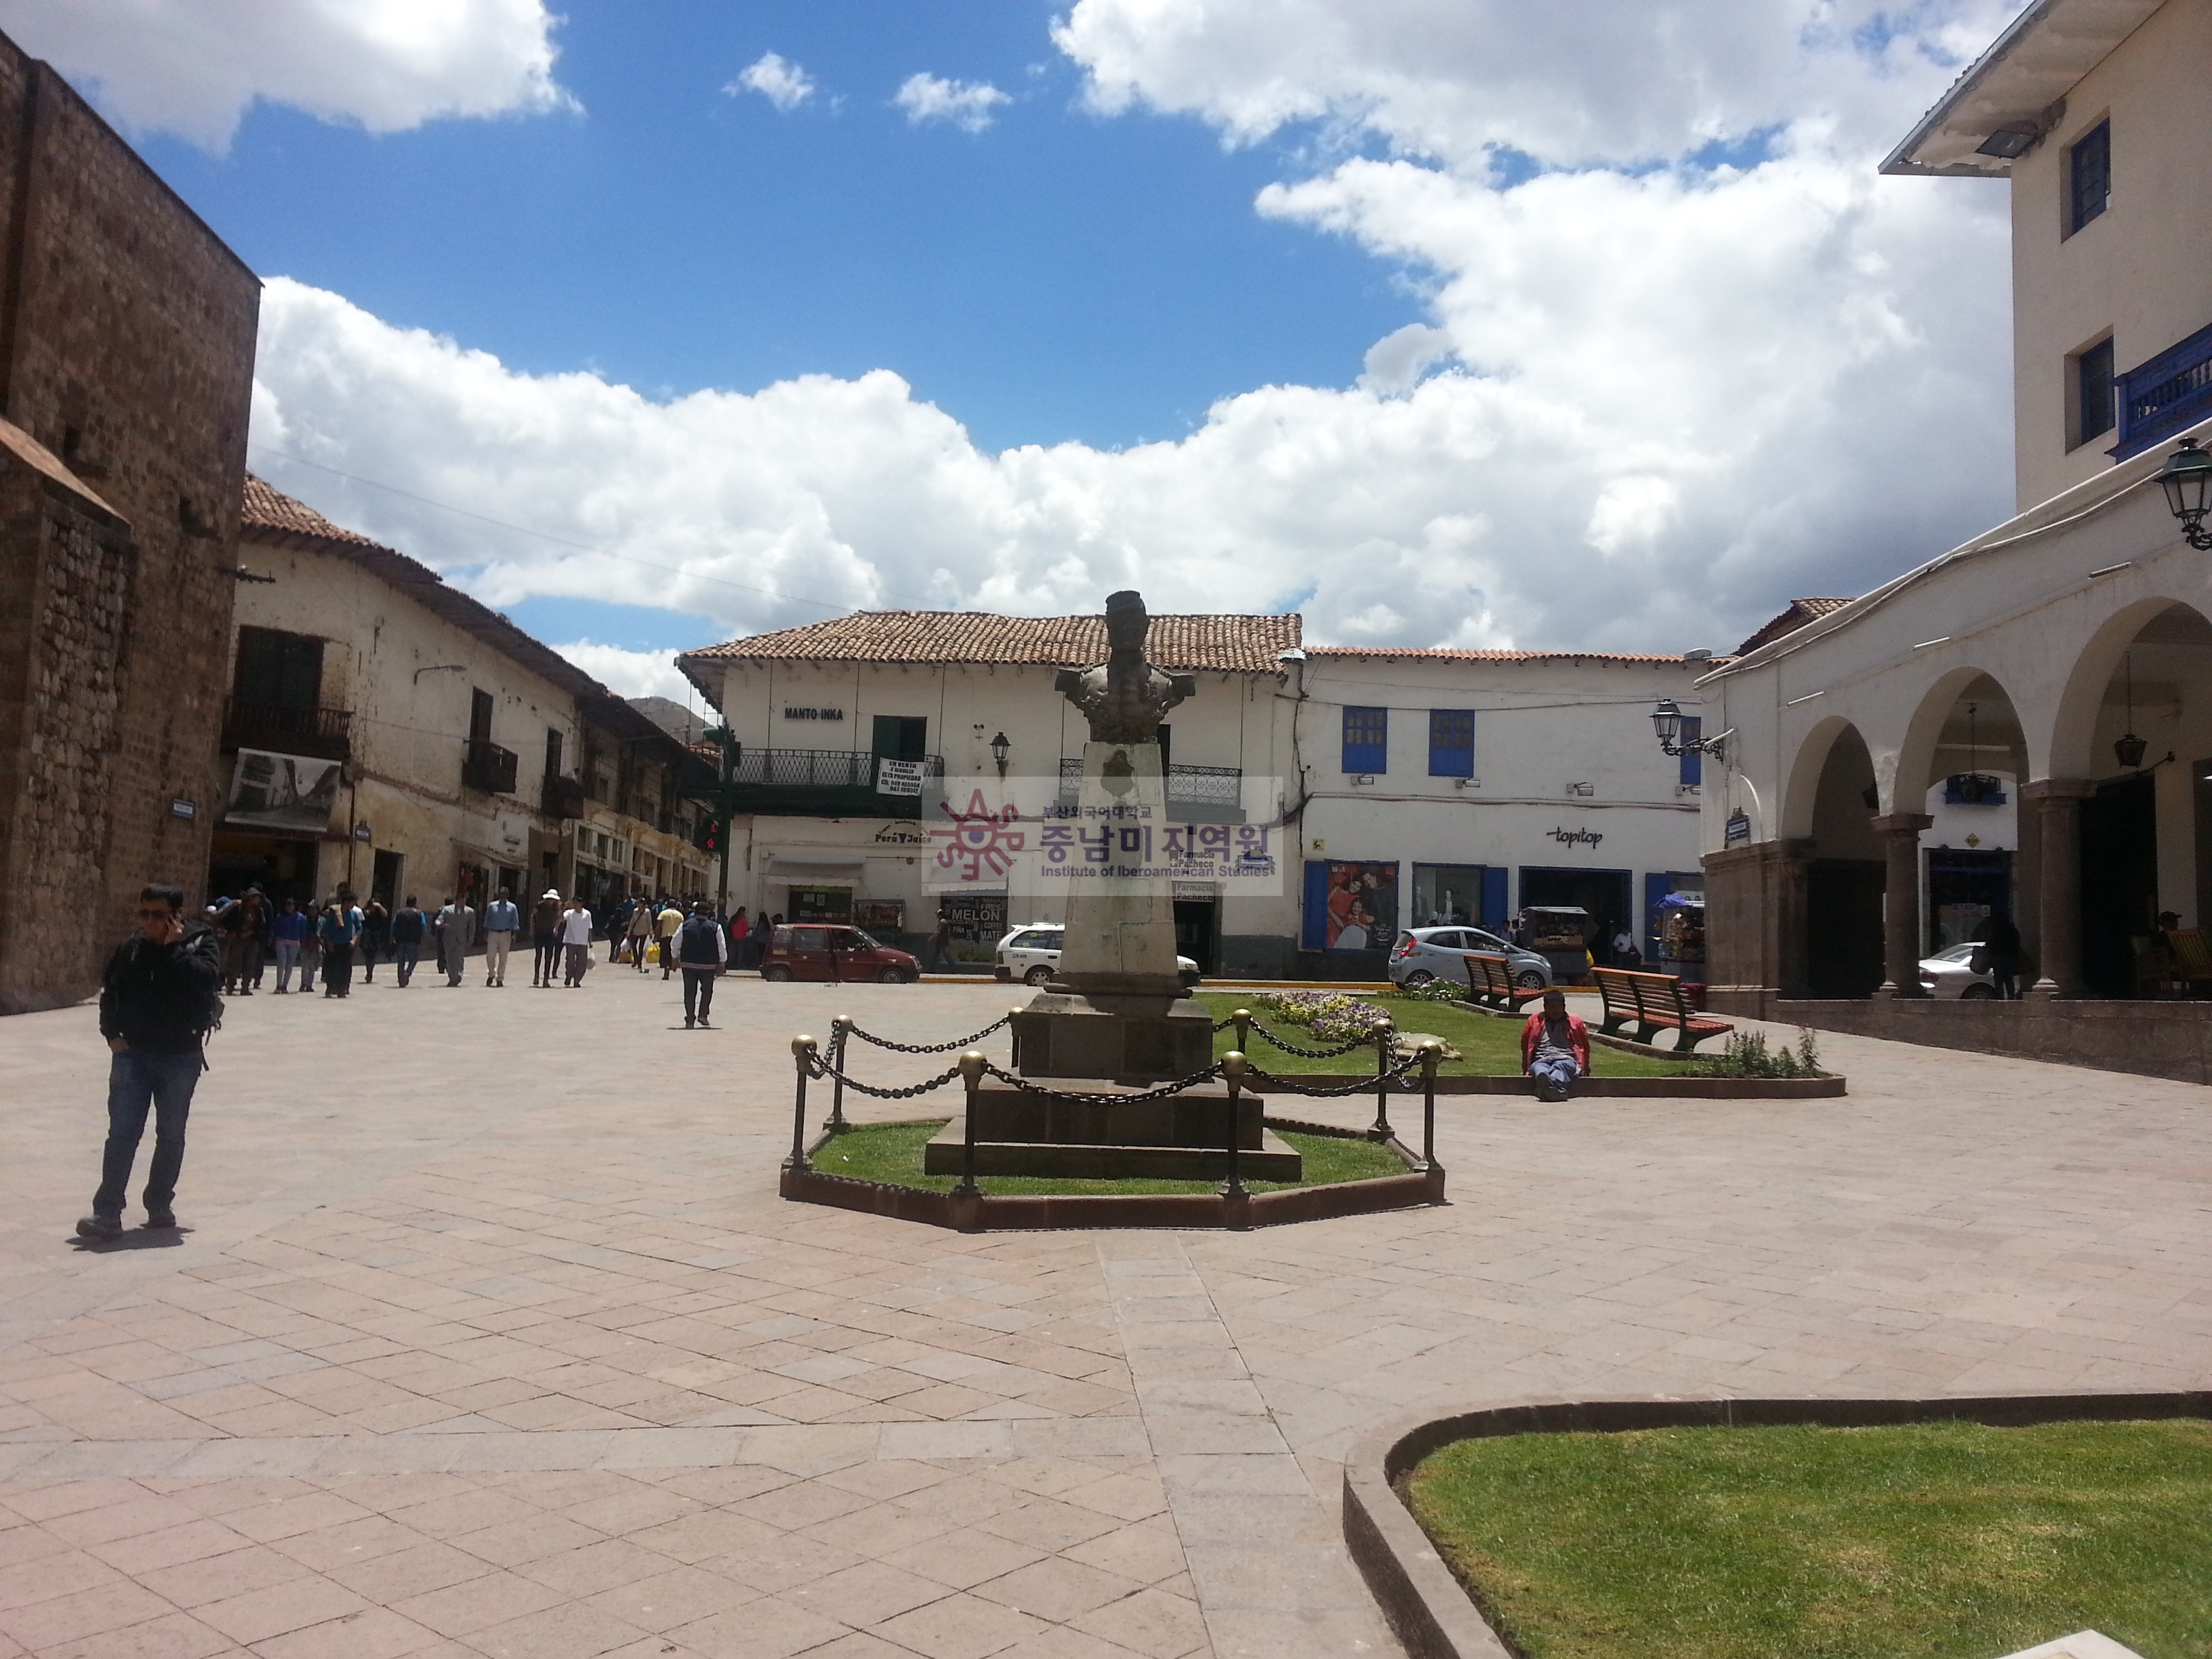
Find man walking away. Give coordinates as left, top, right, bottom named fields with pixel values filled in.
left=79, top=884, right=221, bottom=1240
left=437, top=895, right=476, bottom=986
left=483, top=888, right=520, bottom=986
left=531, top=889, right=562, bottom=986
left=390, top=897, right=426, bottom=986
left=216, top=888, right=263, bottom=994
left=657, top=896, right=685, bottom=979
left=270, top=897, right=306, bottom=991
left=560, top=898, right=594, bottom=987
left=358, top=899, right=390, bottom=982
left=676, top=901, right=726, bottom=1027
left=1521, top=989, right=1590, bottom=1103
left=1973, top=909, right=2024, bottom=999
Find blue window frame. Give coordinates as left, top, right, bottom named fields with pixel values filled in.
left=1342, top=706, right=1387, bottom=774
left=1427, top=710, right=1474, bottom=777
left=1678, top=717, right=1702, bottom=787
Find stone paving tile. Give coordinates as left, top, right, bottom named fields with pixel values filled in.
left=2, top=978, right=2211, bottom=1658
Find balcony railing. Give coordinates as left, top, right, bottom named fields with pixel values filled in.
left=726, top=748, right=945, bottom=818
left=2112, top=320, right=2212, bottom=462
left=463, top=740, right=518, bottom=796
left=222, top=699, right=352, bottom=761
left=541, top=773, right=586, bottom=819
left=1057, top=758, right=1245, bottom=821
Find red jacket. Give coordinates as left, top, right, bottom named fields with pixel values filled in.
left=1521, top=1010, right=1590, bottom=1072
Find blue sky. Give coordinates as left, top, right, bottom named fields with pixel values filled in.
left=12, top=0, right=2023, bottom=689
left=142, top=0, right=1416, bottom=460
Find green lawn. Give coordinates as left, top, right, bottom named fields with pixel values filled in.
left=1404, top=1419, right=2212, bottom=1659
left=811, top=1119, right=1408, bottom=1195
left=1192, top=991, right=1694, bottom=1078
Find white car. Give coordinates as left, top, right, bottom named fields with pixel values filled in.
left=1918, top=942, right=1999, bottom=998
left=996, top=924, right=1202, bottom=988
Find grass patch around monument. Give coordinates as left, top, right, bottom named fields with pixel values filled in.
left=1191, top=991, right=1694, bottom=1077
left=813, top=1120, right=1408, bottom=1195
left=1403, top=1418, right=2212, bottom=1659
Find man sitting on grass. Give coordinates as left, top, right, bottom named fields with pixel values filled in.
left=1521, top=989, right=1589, bottom=1103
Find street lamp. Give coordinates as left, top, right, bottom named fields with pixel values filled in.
left=989, top=732, right=1010, bottom=779
left=2157, top=438, right=2212, bottom=550
left=1649, top=699, right=1727, bottom=763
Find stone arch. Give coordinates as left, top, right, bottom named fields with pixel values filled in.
left=2046, top=596, right=2212, bottom=781
left=1780, top=714, right=1860, bottom=842
left=1895, top=667, right=2030, bottom=810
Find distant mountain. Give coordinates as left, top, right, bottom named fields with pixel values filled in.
left=629, top=696, right=708, bottom=745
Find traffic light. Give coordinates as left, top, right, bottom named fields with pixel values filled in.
left=699, top=816, right=721, bottom=854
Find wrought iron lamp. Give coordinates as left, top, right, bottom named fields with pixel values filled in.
left=1649, top=699, right=1727, bottom=762
left=2114, top=655, right=2148, bottom=769
left=2157, top=438, right=2212, bottom=550
left=989, top=732, right=1010, bottom=779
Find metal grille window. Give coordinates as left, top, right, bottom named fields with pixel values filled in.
left=2068, top=121, right=2110, bottom=235
left=1342, top=706, right=1388, bottom=774
left=1427, top=710, right=1474, bottom=777
left=2075, top=337, right=2116, bottom=447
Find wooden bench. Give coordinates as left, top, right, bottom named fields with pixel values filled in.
left=1591, top=966, right=1734, bottom=1051
left=1462, top=953, right=1550, bottom=1012
left=2164, top=928, right=2212, bottom=996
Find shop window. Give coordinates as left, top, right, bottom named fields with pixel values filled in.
left=1342, top=707, right=1387, bottom=774
left=1411, top=863, right=1486, bottom=926
left=1427, top=710, right=1473, bottom=777
left=1679, top=716, right=1703, bottom=787
left=2066, top=120, right=2110, bottom=236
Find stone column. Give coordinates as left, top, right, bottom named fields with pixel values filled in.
left=2022, top=779, right=2093, bottom=998
left=1872, top=813, right=1934, bottom=998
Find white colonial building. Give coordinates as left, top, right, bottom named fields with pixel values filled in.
left=1698, top=0, right=2212, bottom=1082
left=678, top=613, right=1708, bottom=976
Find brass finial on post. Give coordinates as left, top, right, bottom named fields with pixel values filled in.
left=787, top=1036, right=818, bottom=1174
left=1370, top=1017, right=1395, bottom=1141
left=1231, top=1006, right=1252, bottom=1054
left=1416, top=1038, right=1444, bottom=1187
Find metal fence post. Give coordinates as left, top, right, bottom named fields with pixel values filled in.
left=954, top=1050, right=985, bottom=1199
left=1221, top=1051, right=1250, bottom=1228
left=787, top=1036, right=817, bottom=1174
left=825, top=1015, right=851, bottom=1132
left=1418, top=1038, right=1442, bottom=1170
left=1370, top=1017, right=1395, bottom=1140
left=1231, top=1006, right=1252, bottom=1055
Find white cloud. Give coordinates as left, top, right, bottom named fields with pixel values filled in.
left=0, top=0, right=573, bottom=150
left=726, top=51, right=815, bottom=112
left=893, top=73, right=1012, bottom=133
left=552, top=642, right=703, bottom=704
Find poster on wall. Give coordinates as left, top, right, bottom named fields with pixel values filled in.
left=224, top=749, right=341, bottom=834
left=1311, top=861, right=1399, bottom=950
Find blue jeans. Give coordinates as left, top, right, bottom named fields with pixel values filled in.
left=1529, top=1057, right=1580, bottom=1099
left=94, top=1048, right=201, bottom=1216
left=394, top=943, right=419, bottom=985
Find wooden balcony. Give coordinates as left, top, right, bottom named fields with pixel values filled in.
left=725, top=748, right=943, bottom=819
left=222, top=699, right=352, bottom=762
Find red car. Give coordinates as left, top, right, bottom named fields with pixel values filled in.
left=760, top=924, right=920, bottom=983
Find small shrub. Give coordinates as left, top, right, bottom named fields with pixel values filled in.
left=1689, top=1026, right=1825, bottom=1078
left=1250, top=989, right=1394, bottom=1044
left=1391, top=979, right=1468, bottom=1005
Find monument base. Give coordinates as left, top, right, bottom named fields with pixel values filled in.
left=1012, top=989, right=1216, bottom=1082
left=923, top=1120, right=1303, bottom=1181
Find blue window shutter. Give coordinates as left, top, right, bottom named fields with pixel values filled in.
left=1481, top=867, right=1509, bottom=929
left=1678, top=717, right=1702, bottom=787
left=1342, top=707, right=1388, bottom=773
left=1303, top=860, right=1332, bottom=949
left=1427, top=710, right=1474, bottom=777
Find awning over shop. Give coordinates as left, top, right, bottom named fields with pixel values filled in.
left=764, top=854, right=868, bottom=880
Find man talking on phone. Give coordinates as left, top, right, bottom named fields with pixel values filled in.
left=77, top=884, right=221, bottom=1242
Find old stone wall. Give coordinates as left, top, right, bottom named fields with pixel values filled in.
left=0, top=33, right=260, bottom=1012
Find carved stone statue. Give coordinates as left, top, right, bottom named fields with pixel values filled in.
left=1055, top=590, right=1196, bottom=744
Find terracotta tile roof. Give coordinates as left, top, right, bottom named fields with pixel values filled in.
left=1304, top=645, right=1698, bottom=665
left=1732, top=597, right=1853, bottom=657
left=241, top=473, right=383, bottom=549
left=680, top=610, right=1304, bottom=674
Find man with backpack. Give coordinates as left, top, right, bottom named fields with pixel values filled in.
left=78, top=884, right=222, bottom=1240
left=674, top=901, right=727, bottom=1027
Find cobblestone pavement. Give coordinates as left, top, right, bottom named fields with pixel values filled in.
left=1, top=970, right=2207, bottom=1659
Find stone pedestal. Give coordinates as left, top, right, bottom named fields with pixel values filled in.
left=1013, top=991, right=1216, bottom=1082
left=921, top=1082, right=1300, bottom=1181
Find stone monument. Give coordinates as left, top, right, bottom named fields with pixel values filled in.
left=1010, top=590, right=1219, bottom=1082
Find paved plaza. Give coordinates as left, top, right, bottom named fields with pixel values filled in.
left=0, top=968, right=2207, bottom=1659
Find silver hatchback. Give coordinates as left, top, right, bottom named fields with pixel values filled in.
left=1389, top=926, right=1554, bottom=991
